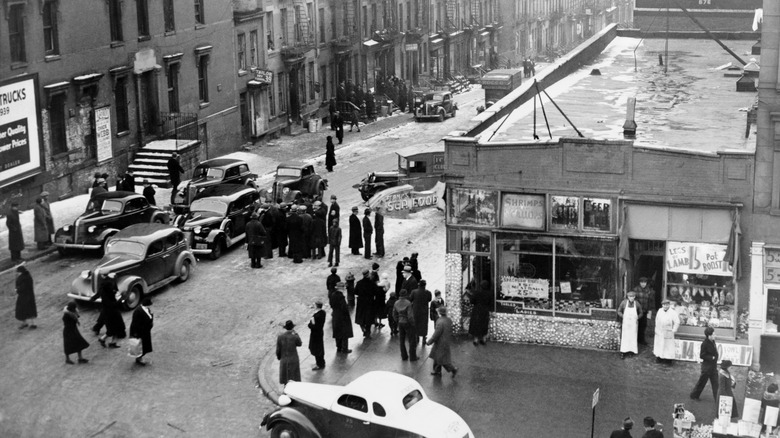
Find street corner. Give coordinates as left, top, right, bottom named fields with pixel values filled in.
left=258, top=347, right=283, bottom=405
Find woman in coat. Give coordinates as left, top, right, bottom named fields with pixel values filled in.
left=426, top=307, right=457, bottom=377
left=467, top=280, right=492, bottom=345
left=62, top=301, right=89, bottom=364
left=329, top=288, right=353, bottom=353
left=308, top=301, right=326, bottom=370
left=717, top=360, right=739, bottom=418
left=276, top=320, right=302, bottom=385
left=15, top=265, right=37, bottom=329
left=411, top=280, right=432, bottom=344
left=325, top=136, right=337, bottom=172
left=7, top=202, right=24, bottom=262
left=129, top=298, right=154, bottom=365
left=374, top=273, right=391, bottom=327
left=33, top=198, right=50, bottom=249
left=91, top=275, right=126, bottom=348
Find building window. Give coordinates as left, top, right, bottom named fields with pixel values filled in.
left=308, top=61, right=315, bottom=101
left=43, top=1, right=59, bottom=56
left=108, top=0, right=123, bottom=42
left=363, top=6, right=367, bottom=37
left=278, top=72, right=287, bottom=113
left=115, top=76, right=130, bottom=133
left=164, top=0, right=175, bottom=32
left=318, top=7, right=325, bottom=44
left=269, top=75, right=276, bottom=117
left=197, top=55, right=209, bottom=103
left=136, top=0, right=149, bottom=38
left=331, top=4, right=337, bottom=40
left=237, top=33, right=247, bottom=72
left=8, top=4, right=26, bottom=63
left=280, top=8, right=288, bottom=45
left=320, top=65, right=327, bottom=100
left=49, top=93, right=68, bottom=155
left=249, top=30, right=258, bottom=67
left=194, top=0, right=204, bottom=25
left=167, top=63, right=180, bottom=112
left=266, top=12, right=275, bottom=50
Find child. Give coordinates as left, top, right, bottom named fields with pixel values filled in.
left=718, top=360, right=739, bottom=418
left=430, top=290, right=445, bottom=324
left=345, top=272, right=356, bottom=307
left=385, top=292, right=398, bottom=336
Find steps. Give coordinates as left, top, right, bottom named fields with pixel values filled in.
left=127, top=139, right=191, bottom=188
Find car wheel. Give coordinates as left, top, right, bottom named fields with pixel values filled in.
left=177, top=259, right=192, bottom=282
left=152, top=215, right=166, bottom=224
left=438, top=110, right=445, bottom=122
left=123, top=285, right=143, bottom=311
left=210, top=237, right=224, bottom=260
left=57, top=247, right=69, bottom=257
left=270, top=422, right=300, bottom=438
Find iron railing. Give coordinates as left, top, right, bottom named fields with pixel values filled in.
left=158, top=112, right=199, bottom=141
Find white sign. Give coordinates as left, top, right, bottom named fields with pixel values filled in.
left=666, top=241, right=733, bottom=277
left=765, top=406, right=779, bottom=427
left=0, top=74, right=42, bottom=188
left=405, top=44, right=418, bottom=51
left=718, top=395, right=733, bottom=421
left=94, top=106, right=112, bottom=163
left=500, top=276, right=548, bottom=299
left=592, top=388, right=599, bottom=409
left=674, top=339, right=753, bottom=366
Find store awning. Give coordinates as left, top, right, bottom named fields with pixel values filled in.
left=430, top=38, right=443, bottom=45
left=480, top=31, right=490, bottom=37
left=363, top=40, right=380, bottom=47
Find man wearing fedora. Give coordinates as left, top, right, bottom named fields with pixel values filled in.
left=245, top=212, right=266, bottom=268
left=400, top=265, right=418, bottom=295
left=276, top=320, right=302, bottom=385
left=348, top=206, right=362, bottom=255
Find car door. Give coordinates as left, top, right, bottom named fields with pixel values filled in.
left=121, top=198, right=149, bottom=228
left=226, top=195, right=248, bottom=239
left=329, top=394, right=378, bottom=438
left=161, top=232, right=182, bottom=277
left=300, top=165, right=314, bottom=193
left=142, top=238, right=168, bottom=286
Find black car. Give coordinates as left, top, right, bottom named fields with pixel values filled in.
left=173, top=185, right=261, bottom=259
left=266, top=163, right=328, bottom=204
left=172, top=158, right=258, bottom=213
left=54, top=191, right=170, bottom=255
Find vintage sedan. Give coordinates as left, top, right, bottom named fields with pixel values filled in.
left=54, top=191, right=170, bottom=255
left=415, top=91, right=457, bottom=122
left=261, top=371, right=474, bottom=438
left=266, top=162, right=328, bottom=204
left=68, top=223, right=196, bottom=310
left=172, top=158, right=258, bottom=213
left=173, top=185, right=260, bottom=259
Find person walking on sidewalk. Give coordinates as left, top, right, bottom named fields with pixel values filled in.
left=15, top=265, right=37, bottom=329
left=362, top=208, right=373, bottom=260
left=690, top=326, right=719, bottom=401
left=7, top=201, right=24, bottom=262
left=411, top=280, right=432, bottom=345
left=91, top=274, right=126, bottom=349
left=373, top=207, right=385, bottom=257
left=33, top=197, right=51, bottom=250
left=430, top=290, right=445, bottom=325
left=349, top=107, right=361, bottom=132
left=328, top=218, right=342, bottom=267
left=277, top=320, right=302, bottom=385
left=393, top=289, right=418, bottom=361
left=62, top=301, right=89, bottom=364
left=167, top=152, right=185, bottom=203
left=355, top=269, right=376, bottom=338
left=633, top=277, right=655, bottom=345
left=308, top=301, right=326, bottom=370
left=349, top=207, right=362, bottom=255
left=617, top=291, right=643, bottom=359
left=129, top=298, right=153, bottom=366
left=325, top=136, right=337, bottom=172
left=427, top=307, right=457, bottom=377
left=334, top=111, right=344, bottom=144
left=329, top=287, right=353, bottom=354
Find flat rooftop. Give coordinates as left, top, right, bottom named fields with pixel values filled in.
left=483, top=37, right=758, bottom=153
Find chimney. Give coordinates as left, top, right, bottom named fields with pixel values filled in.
left=623, top=97, right=637, bottom=139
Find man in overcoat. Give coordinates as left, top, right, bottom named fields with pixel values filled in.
left=15, top=265, right=37, bottom=329
left=7, top=202, right=25, bottom=262
left=411, top=280, right=432, bottom=344
left=129, top=298, right=154, bottom=366
left=354, top=269, right=376, bottom=338
left=299, top=204, right=313, bottom=260
left=276, top=320, right=302, bottom=385
left=373, top=207, right=385, bottom=257
left=328, top=218, right=342, bottom=267
left=308, top=301, right=326, bottom=370
left=33, top=197, right=51, bottom=250
left=329, top=287, right=353, bottom=353
left=245, top=212, right=266, bottom=268
left=362, top=208, right=373, bottom=260
left=400, top=265, right=419, bottom=296
left=166, top=152, right=185, bottom=203
left=348, top=206, right=362, bottom=255
left=259, top=205, right=274, bottom=259
left=286, top=206, right=305, bottom=263
left=327, top=195, right=340, bottom=230
left=426, top=307, right=457, bottom=377
left=272, top=199, right=287, bottom=257
left=312, top=201, right=327, bottom=259
left=392, top=289, right=418, bottom=361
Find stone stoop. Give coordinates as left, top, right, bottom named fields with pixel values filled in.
left=129, top=147, right=174, bottom=188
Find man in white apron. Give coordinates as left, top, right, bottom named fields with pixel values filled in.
left=618, top=291, right=643, bottom=359
left=654, top=299, right=680, bottom=364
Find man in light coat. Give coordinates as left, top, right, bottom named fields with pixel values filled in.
left=426, top=307, right=457, bottom=377
left=653, top=298, right=679, bottom=364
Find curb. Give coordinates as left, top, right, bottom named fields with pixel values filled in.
left=257, top=348, right=282, bottom=405
left=0, top=246, right=57, bottom=276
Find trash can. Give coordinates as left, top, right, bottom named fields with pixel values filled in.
left=380, top=106, right=389, bottom=117
left=308, top=118, right=320, bottom=133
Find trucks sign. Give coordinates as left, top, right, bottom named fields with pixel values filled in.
left=0, top=74, right=42, bottom=188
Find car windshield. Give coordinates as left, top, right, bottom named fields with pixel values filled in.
left=402, top=390, right=424, bottom=410
left=277, top=167, right=300, bottom=178
left=101, top=200, right=123, bottom=215
left=189, top=199, right=228, bottom=217
left=193, top=166, right=224, bottom=180
left=85, top=199, right=103, bottom=213
left=105, top=240, right=145, bottom=257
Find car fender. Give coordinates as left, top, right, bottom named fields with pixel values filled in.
left=150, top=211, right=169, bottom=224
left=96, top=227, right=121, bottom=243
left=205, top=219, right=230, bottom=242
left=116, top=275, right=147, bottom=299
left=176, top=251, right=197, bottom=272
left=172, top=214, right=187, bottom=229
left=320, top=178, right=328, bottom=190
left=264, top=407, right=322, bottom=438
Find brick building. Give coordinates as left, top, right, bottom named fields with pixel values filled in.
left=634, top=0, right=762, bottom=33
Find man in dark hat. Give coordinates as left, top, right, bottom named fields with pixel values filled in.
left=287, top=205, right=305, bottom=263
left=349, top=206, right=362, bottom=255
left=276, top=320, right=302, bottom=384
left=401, top=265, right=418, bottom=296
left=327, top=194, right=340, bottom=230
left=142, top=180, right=156, bottom=205
left=245, top=212, right=266, bottom=268
left=690, top=326, right=719, bottom=401
left=122, top=170, right=136, bottom=192
left=129, top=298, right=154, bottom=366
left=609, top=417, right=634, bottom=438
left=373, top=206, right=384, bottom=257
left=362, top=208, right=373, bottom=260
left=327, top=267, right=341, bottom=292
left=7, top=201, right=24, bottom=262
left=355, top=269, right=376, bottom=338
left=167, top=151, right=185, bottom=203
left=309, top=300, right=326, bottom=370
left=632, top=276, right=655, bottom=345
left=393, top=288, right=418, bottom=361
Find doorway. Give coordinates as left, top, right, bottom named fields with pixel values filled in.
left=629, top=239, right=665, bottom=310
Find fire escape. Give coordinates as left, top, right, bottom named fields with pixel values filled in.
left=280, top=0, right=313, bottom=61
left=374, top=0, right=401, bottom=43
left=332, top=0, right=358, bottom=51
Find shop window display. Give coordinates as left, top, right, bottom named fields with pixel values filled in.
left=495, top=233, right=618, bottom=319
left=448, top=188, right=498, bottom=227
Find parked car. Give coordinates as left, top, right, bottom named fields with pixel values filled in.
left=173, top=185, right=261, bottom=260
left=54, top=191, right=170, bottom=255
left=357, top=172, right=404, bottom=201
left=261, top=371, right=474, bottom=438
left=68, top=223, right=196, bottom=310
left=414, top=91, right=457, bottom=122
left=266, top=163, right=327, bottom=205
left=172, top=158, right=258, bottom=213
left=355, top=144, right=446, bottom=201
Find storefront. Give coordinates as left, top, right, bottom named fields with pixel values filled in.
left=750, top=243, right=780, bottom=371
left=445, top=184, right=740, bottom=350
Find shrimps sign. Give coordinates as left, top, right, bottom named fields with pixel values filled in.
left=666, top=241, right=732, bottom=277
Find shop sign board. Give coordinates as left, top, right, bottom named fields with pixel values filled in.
left=94, top=106, right=112, bottom=163
left=369, top=184, right=439, bottom=218
left=763, top=248, right=780, bottom=283
left=254, top=69, right=273, bottom=85
left=666, top=241, right=732, bottom=277
left=674, top=339, right=752, bottom=366
left=550, top=196, right=579, bottom=230
left=0, top=74, right=42, bottom=189
left=500, top=276, right=548, bottom=299
left=501, top=193, right=545, bottom=230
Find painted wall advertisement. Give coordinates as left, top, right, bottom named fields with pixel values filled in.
left=501, top=193, right=545, bottom=230
left=499, top=276, right=549, bottom=299
left=0, top=74, right=42, bottom=188
left=368, top=184, right=441, bottom=218
left=94, top=106, right=112, bottom=163
left=666, top=241, right=732, bottom=277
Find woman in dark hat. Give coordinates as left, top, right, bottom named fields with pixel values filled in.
left=90, top=273, right=126, bottom=348
left=718, top=360, right=739, bottom=418
left=325, top=136, right=337, bottom=172
left=15, top=265, right=37, bottom=329
left=62, top=301, right=89, bottom=364
left=467, top=280, right=492, bottom=346
left=129, top=298, right=154, bottom=366
left=276, top=320, right=302, bottom=384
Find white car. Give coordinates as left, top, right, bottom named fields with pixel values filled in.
left=261, top=371, right=474, bottom=438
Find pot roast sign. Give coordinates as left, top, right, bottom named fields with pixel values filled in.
left=368, top=184, right=439, bottom=218
left=666, top=241, right=732, bottom=277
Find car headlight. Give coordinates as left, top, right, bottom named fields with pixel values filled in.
left=278, top=395, right=291, bottom=406
left=193, top=226, right=201, bottom=234
left=87, top=226, right=96, bottom=233
left=80, top=270, right=91, bottom=279
left=282, top=187, right=290, bottom=195
left=267, top=188, right=273, bottom=194
left=63, top=225, right=71, bottom=232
